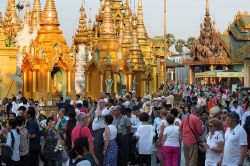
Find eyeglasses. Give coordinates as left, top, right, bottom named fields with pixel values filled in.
left=208, top=125, right=215, bottom=128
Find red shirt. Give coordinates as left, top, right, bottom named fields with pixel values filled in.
left=71, top=124, right=93, bottom=144
left=180, top=114, right=204, bottom=145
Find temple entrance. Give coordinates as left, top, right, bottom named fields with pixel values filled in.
left=51, top=67, right=66, bottom=99
left=117, top=71, right=126, bottom=96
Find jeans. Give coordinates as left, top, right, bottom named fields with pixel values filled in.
left=163, top=146, right=181, bottom=166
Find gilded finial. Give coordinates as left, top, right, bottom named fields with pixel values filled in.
left=122, top=3, right=132, bottom=45
left=137, top=0, right=148, bottom=44
left=5, top=0, right=21, bottom=33
left=24, top=0, right=32, bottom=25
left=31, top=0, right=42, bottom=29
left=100, top=0, right=115, bottom=38
left=0, top=12, right=3, bottom=27
left=41, top=0, right=60, bottom=29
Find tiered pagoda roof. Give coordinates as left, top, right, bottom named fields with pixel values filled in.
left=220, top=11, right=250, bottom=62
left=184, top=0, right=230, bottom=66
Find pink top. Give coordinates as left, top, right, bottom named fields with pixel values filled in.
left=180, top=114, right=204, bottom=145
left=71, top=124, right=93, bottom=144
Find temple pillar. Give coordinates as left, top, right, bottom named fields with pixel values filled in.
left=32, top=70, right=37, bottom=93
left=244, top=60, right=250, bottom=87
left=86, top=73, right=90, bottom=94
left=100, top=74, right=104, bottom=92
left=189, top=67, right=194, bottom=84
left=23, top=71, right=27, bottom=93
left=171, top=69, right=174, bottom=81
left=128, top=73, right=132, bottom=92
left=71, top=71, right=76, bottom=99
left=113, top=73, right=117, bottom=94
left=210, top=65, right=215, bottom=70
left=66, top=71, right=71, bottom=96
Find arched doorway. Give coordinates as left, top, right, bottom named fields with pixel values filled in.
left=51, top=67, right=66, bottom=99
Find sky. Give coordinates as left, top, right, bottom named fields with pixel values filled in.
left=0, top=0, right=250, bottom=46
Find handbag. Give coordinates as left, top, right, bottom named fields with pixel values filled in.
left=1, top=131, right=14, bottom=163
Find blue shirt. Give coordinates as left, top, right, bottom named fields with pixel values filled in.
left=6, top=129, right=20, bottom=161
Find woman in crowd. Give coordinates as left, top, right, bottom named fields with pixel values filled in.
left=65, top=109, right=76, bottom=151
left=43, top=117, right=62, bottom=166
left=16, top=116, right=29, bottom=166
left=134, top=112, right=155, bottom=166
left=103, top=114, right=118, bottom=166
left=220, top=109, right=228, bottom=132
left=66, top=137, right=91, bottom=166
left=162, top=115, right=180, bottom=166
left=202, top=118, right=224, bottom=166
left=5, top=119, right=20, bottom=166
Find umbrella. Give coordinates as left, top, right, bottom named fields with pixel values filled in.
left=7, top=73, right=22, bottom=82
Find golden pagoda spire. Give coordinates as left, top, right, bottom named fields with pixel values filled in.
left=130, top=14, right=144, bottom=66
left=100, top=0, right=115, bottom=38
left=41, top=0, right=60, bottom=30
left=137, top=0, right=148, bottom=43
left=118, top=21, right=123, bottom=45
left=24, top=0, right=32, bottom=25
left=5, top=0, right=21, bottom=33
left=122, top=5, right=132, bottom=45
left=0, top=12, right=3, bottom=27
left=74, top=3, right=89, bottom=45
left=31, top=0, right=42, bottom=28
left=206, top=0, right=209, bottom=15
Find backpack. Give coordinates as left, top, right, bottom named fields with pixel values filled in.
left=69, top=157, right=85, bottom=166
left=243, top=115, right=250, bottom=135
left=1, top=131, right=14, bottom=163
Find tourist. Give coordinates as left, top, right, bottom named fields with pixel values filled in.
left=5, top=119, right=20, bottom=166
left=134, top=112, right=155, bottom=166
left=66, top=137, right=91, bottom=166
left=55, top=107, right=68, bottom=140
left=43, top=117, right=62, bottom=166
left=71, top=112, right=98, bottom=165
left=221, top=109, right=229, bottom=132
left=65, top=109, right=76, bottom=151
left=162, top=115, right=181, bottom=166
left=16, top=116, right=29, bottom=166
left=82, top=136, right=95, bottom=166
left=92, top=99, right=110, bottom=166
left=180, top=107, right=204, bottom=166
left=202, top=118, right=224, bottom=166
left=112, top=105, right=131, bottom=166
left=230, top=100, right=244, bottom=121
left=11, top=97, right=18, bottom=116
left=17, top=106, right=26, bottom=118
left=242, top=103, right=250, bottom=127
left=76, top=94, right=83, bottom=105
left=220, top=111, right=248, bottom=166
left=26, top=107, right=40, bottom=166
left=170, top=108, right=181, bottom=126
left=8, top=112, right=16, bottom=120
left=103, top=114, right=118, bottom=166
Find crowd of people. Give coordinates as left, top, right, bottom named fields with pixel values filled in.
left=0, top=83, right=250, bottom=166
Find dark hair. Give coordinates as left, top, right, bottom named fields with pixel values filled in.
left=8, top=112, right=16, bottom=118
left=227, top=111, right=240, bottom=123
left=104, top=114, right=113, bottom=125
left=27, top=107, right=36, bottom=119
left=21, top=97, right=27, bottom=105
left=170, top=108, right=179, bottom=118
left=83, top=100, right=88, bottom=108
left=12, top=97, right=16, bottom=102
left=76, top=103, right=82, bottom=109
left=76, top=94, right=80, bottom=98
left=139, top=112, right=149, bottom=122
left=69, top=137, right=87, bottom=159
left=233, top=100, right=238, bottom=105
left=46, top=117, right=54, bottom=125
left=133, top=105, right=140, bottom=111
left=68, top=109, right=76, bottom=123
left=9, top=119, right=20, bottom=135
left=18, top=106, right=26, bottom=112
left=16, top=116, right=25, bottom=126
left=166, top=115, right=175, bottom=125
left=124, top=107, right=131, bottom=114
left=82, top=136, right=89, bottom=151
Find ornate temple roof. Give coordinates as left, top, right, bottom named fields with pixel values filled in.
left=137, top=0, right=148, bottom=45
left=184, top=0, right=230, bottom=66
left=22, top=0, right=75, bottom=70
left=220, top=11, right=250, bottom=61
left=0, top=12, right=3, bottom=27
left=73, top=3, right=89, bottom=45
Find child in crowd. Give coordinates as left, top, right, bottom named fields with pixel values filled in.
left=134, top=112, right=155, bottom=166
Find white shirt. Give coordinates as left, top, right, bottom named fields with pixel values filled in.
left=76, top=99, right=83, bottom=105
left=130, top=115, right=140, bottom=133
left=11, top=101, right=18, bottom=116
left=163, top=125, right=180, bottom=147
left=174, top=118, right=181, bottom=126
left=230, top=106, right=244, bottom=120
left=66, top=159, right=91, bottom=166
left=153, top=117, right=161, bottom=134
left=6, top=129, right=20, bottom=161
left=103, top=124, right=117, bottom=140
left=92, top=108, right=110, bottom=131
left=241, top=110, right=250, bottom=126
left=205, top=131, right=224, bottom=163
left=134, top=124, right=155, bottom=155
left=222, top=124, right=248, bottom=166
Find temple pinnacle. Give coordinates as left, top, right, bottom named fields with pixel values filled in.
left=5, top=0, right=21, bottom=33
left=100, top=0, right=115, bottom=38
left=137, top=0, right=148, bottom=43
left=31, top=0, right=42, bottom=28
left=41, top=0, right=60, bottom=29
left=122, top=4, right=132, bottom=45
left=24, top=0, right=32, bottom=25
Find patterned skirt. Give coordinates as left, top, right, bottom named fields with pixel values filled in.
left=103, top=139, right=118, bottom=166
